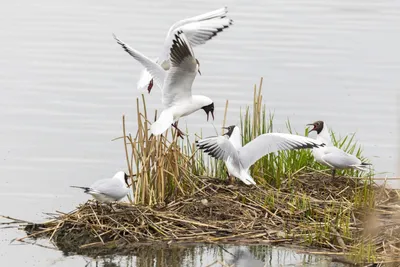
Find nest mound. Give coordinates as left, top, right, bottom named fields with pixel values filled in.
left=21, top=173, right=400, bottom=265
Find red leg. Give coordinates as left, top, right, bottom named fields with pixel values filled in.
left=147, top=79, right=154, bottom=94
left=171, top=122, right=185, bottom=139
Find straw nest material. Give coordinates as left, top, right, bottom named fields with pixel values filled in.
left=19, top=173, right=400, bottom=265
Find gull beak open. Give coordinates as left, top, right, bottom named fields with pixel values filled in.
left=203, top=102, right=214, bottom=121
left=207, top=110, right=214, bottom=121
left=306, top=123, right=316, bottom=132
left=206, top=110, right=214, bottom=121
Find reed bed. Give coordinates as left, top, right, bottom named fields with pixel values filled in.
left=5, top=78, right=400, bottom=265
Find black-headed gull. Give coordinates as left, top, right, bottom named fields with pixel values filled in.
left=132, top=7, right=232, bottom=93
left=196, top=125, right=325, bottom=185
left=307, top=120, right=371, bottom=178
left=70, top=171, right=130, bottom=203
left=114, top=31, right=214, bottom=137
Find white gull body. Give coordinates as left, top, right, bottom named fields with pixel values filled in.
left=308, top=120, right=371, bottom=177
left=70, top=171, right=130, bottom=203
left=196, top=125, right=325, bottom=185
left=114, top=31, right=214, bottom=136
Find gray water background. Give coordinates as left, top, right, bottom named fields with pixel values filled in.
left=1, top=0, right=399, bottom=266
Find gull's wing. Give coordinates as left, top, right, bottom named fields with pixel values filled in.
left=196, top=136, right=239, bottom=162
left=239, top=133, right=325, bottom=169
left=158, top=7, right=233, bottom=64
left=91, top=179, right=128, bottom=200
left=321, top=147, right=363, bottom=169
left=162, top=32, right=197, bottom=107
left=113, top=34, right=165, bottom=89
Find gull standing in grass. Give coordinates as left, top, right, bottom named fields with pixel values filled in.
left=131, top=7, right=232, bottom=93
left=307, top=120, right=371, bottom=178
left=70, top=171, right=130, bottom=203
left=196, top=125, right=325, bottom=185
left=114, top=31, right=214, bottom=137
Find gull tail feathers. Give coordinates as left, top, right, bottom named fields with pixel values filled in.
left=361, top=162, right=372, bottom=166
left=150, top=110, right=174, bottom=136
left=70, top=186, right=91, bottom=193
left=351, top=162, right=372, bottom=171
left=239, top=170, right=256, bottom=185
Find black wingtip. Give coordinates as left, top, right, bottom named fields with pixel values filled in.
left=170, top=31, right=192, bottom=66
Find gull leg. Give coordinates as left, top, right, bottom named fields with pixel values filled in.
left=109, top=203, right=116, bottom=212
left=171, top=121, right=185, bottom=139
left=226, top=171, right=235, bottom=185
left=147, top=79, right=154, bottom=94
left=331, top=169, right=336, bottom=179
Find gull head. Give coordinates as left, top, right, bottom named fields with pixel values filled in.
left=222, top=125, right=236, bottom=137
left=195, top=59, right=201, bottom=75
left=201, top=102, right=214, bottom=121
left=113, top=171, right=131, bottom=187
left=307, top=120, right=324, bottom=134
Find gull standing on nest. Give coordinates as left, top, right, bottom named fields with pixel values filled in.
left=70, top=171, right=130, bottom=203
left=307, top=120, right=371, bottom=178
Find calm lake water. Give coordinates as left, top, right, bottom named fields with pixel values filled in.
left=1, top=0, right=399, bottom=266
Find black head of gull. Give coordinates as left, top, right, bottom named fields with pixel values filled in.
left=202, top=102, right=214, bottom=121
left=307, top=120, right=324, bottom=134
left=222, top=125, right=236, bottom=137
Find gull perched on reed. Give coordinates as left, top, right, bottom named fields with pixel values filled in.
left=196, top=125, right=325, bottom=185
left=307, top=120, right=371, bottom=178
left=114, top=31, right=214, bottom=137
left=132, top=7, right=233, bottom=93
left=70, top=171, right=130, bottom=203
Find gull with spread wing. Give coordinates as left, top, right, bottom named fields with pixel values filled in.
left=307, top=120, right=371, bottom=178
left=114, top=31, right=214, bottom=137
left=70, top=171, right=130, bottom=203
left=196, top=125, right=325, bottom=185
left=129, top=7, right=232, bottom=93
